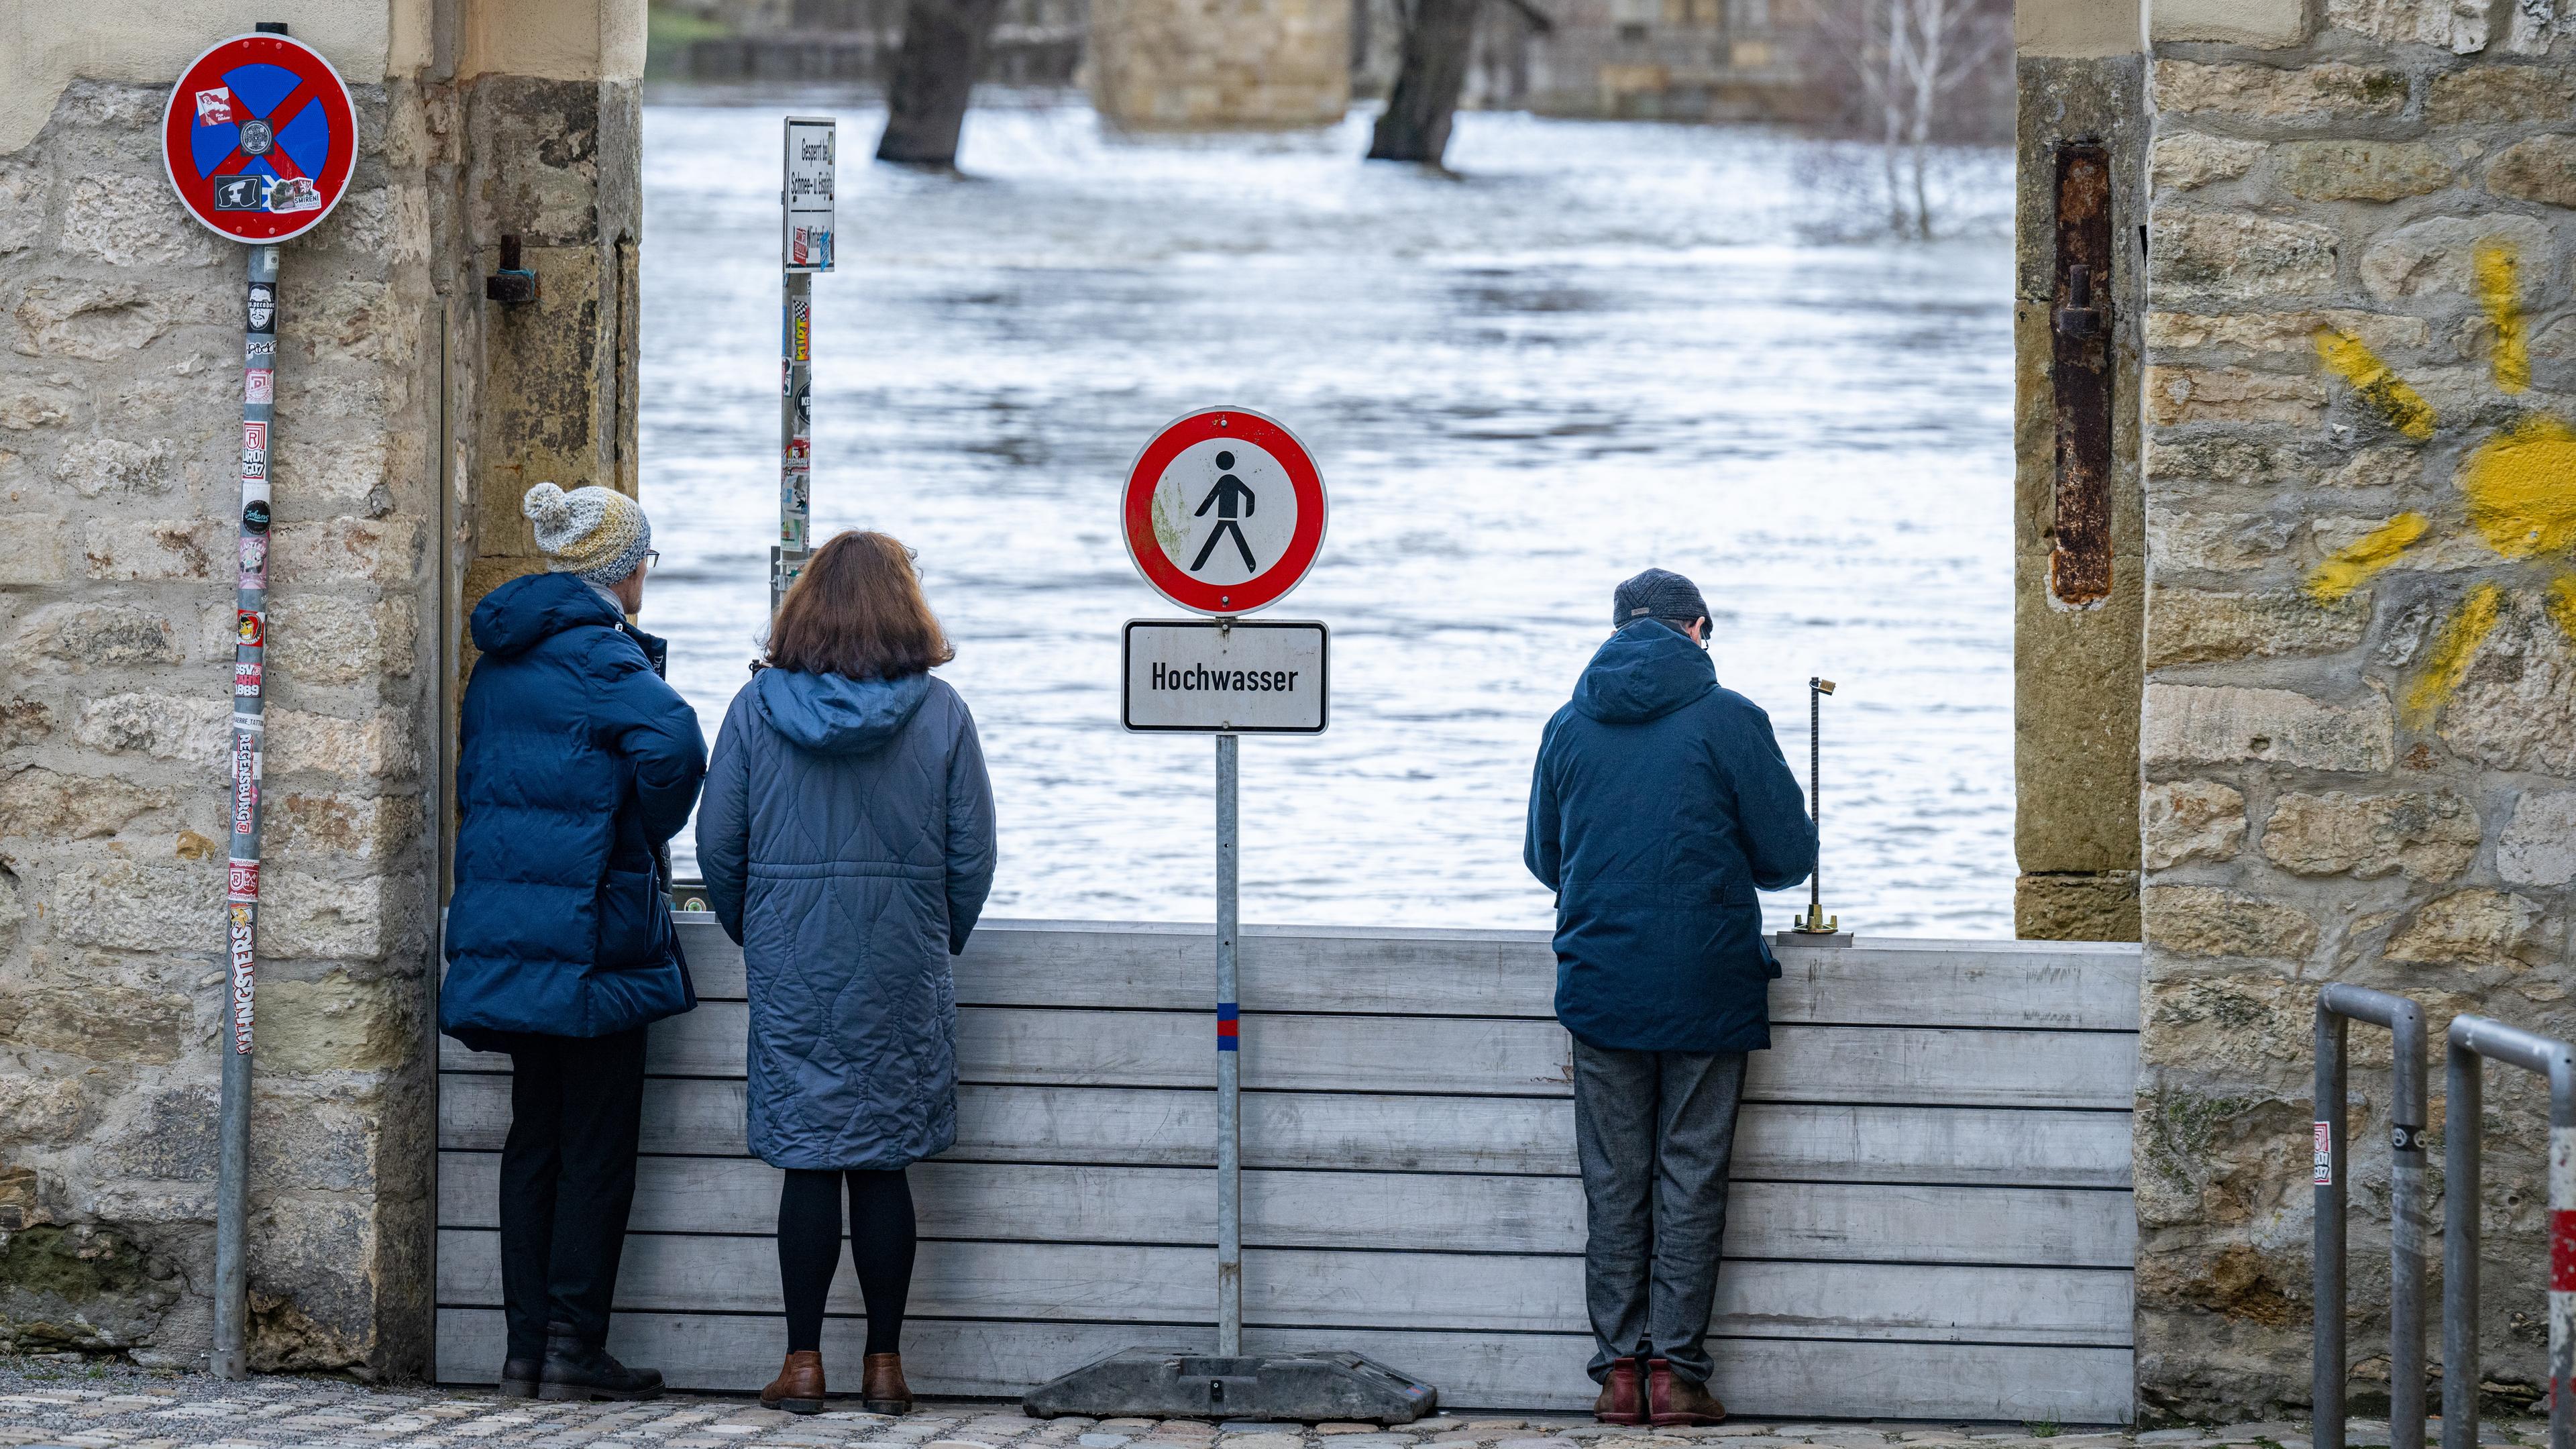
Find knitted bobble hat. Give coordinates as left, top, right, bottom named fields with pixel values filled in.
left=523, top=482, right=652, bottom=585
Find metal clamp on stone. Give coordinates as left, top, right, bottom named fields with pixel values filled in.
left=484, top=233, right=539, bottom=304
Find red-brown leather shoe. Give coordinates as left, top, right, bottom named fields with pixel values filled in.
left=1593, top=1356, right=1646, bottom=1424
left=1647, top=1358, right=1725, bottom=1426
left=861, top=1352, right=913, bottom=1415
left=760, top=1350, right=825, bottom=1414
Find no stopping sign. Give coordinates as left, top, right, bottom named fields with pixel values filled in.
left=162, top=32, right=357, bottom=244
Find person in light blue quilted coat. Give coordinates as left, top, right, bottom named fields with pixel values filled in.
left=694, top=530, right=996, bottom=1415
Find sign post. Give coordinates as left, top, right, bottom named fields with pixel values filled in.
left=777, top=117, right=835, bottom=613
left=162, top=23, right=357, bottom=1380
left=1026, top=410, right=1431, bottom=1424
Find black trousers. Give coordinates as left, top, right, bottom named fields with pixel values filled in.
left=777, top=1168, right=916, bottom=1356
left=499, top=1028, right=649, bottom=1362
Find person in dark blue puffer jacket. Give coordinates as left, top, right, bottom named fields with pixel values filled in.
left=441, top=482, right=708, bottom=1403
left=1525, top=568, right=1814, bottom=1429
left=695, top=529, right=996, bottom=1419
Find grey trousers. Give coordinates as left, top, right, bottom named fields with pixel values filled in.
left=1572, top=1039, right=1750, bottom=1387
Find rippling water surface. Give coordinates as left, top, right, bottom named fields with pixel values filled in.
left=641, top=97, right=2017, bottom=936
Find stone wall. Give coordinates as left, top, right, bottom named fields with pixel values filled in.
left=2135, top=0, right=2576, bottom=1419
left=1087, top=0, right=1350, bottom=128
left=0, top=0, right=642, bottom=1378
left=0, top=66, right=442, bottom=1373
left=2015, top=0, right=2149, bottom=943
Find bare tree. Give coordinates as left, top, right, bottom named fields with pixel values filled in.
left=1368, top=0, right=1483, bottom=166
left=876, top=0, right=1007, bottom=168
left=1808, top=0, right=2009, bottom=238
left=1366, top=0, right=1554, bottom=166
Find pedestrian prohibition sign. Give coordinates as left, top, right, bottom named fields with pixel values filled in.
left=162, top=32, right=358, bottom=244
left=1123, top=407, right=1327, bottom=615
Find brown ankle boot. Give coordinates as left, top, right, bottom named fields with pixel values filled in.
left=1646, top=1358, right=1725, bottom=1426
left=861, top=1352, right=912, bottom=1415
left=761, top=1350, right=825, bottom=1414
left=1592, top=1356, right=1646, bottom=1424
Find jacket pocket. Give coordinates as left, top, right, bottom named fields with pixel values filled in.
left=594, top=866, right=670, bottom=971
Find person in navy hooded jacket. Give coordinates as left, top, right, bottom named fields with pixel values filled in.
left=1525, top=568, right=1815, bottom=1428
left=441, top=482, right=708, bottom=1402
left=695, top=529, right=997, bottom=1418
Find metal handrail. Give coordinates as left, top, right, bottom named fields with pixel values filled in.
left=2440, top=1014, right=2576, bottom=1449
left=2315, top=985, right=2430, bottom=1449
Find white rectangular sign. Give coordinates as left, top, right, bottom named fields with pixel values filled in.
left=1124, top=620, right=1328, bottom=734
left=784, top=117, right=835, bottom=272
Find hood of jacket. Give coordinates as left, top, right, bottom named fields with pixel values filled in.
left=470, top=570, right=624, bottom=659
left=1571, top=620, right=1717, bottom=725
left=754, top=667, right=932, bottom=755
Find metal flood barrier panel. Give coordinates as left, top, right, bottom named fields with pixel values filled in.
left=435, top=923, right=2141, bottom=1419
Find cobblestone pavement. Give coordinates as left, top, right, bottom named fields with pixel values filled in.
left=0, top=1358, right=2548, bottom=1449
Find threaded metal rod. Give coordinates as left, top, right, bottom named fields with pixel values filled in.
left=1809, top=677, right=1821, bottom=919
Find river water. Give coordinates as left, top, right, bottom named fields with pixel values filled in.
left=640, top=96, right=2019, bottom=937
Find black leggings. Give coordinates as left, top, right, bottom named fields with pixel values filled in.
left=777, top=1167, right=916, bottom=1356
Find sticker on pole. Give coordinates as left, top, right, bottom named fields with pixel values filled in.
left=1123, top=407, right=1326, bottom=616
left=162, top=32, right=358, bottom=244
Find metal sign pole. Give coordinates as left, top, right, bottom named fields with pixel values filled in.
left=776, top=116, right=833, bottom=614
left=213, top=241, right=279, bottom=1381
left=1024, top=407, right=1430, bottom=1425
left=776, top=267, right=810, bottom=612
left=1216, top=723, right=1242, bottom=1356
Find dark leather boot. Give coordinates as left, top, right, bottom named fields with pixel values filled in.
left=1592, top=1356, right=1646, bottom=1424
left=537, top=1323, right=665, bottom=1401
left=861, top=1352, right=912, bottom=1414
left=761, top=1350, right=826, bottom=1414
left=1646, top=1358, right=1725, bottom=1426
left=498, top=1358, right=540, bottom=1399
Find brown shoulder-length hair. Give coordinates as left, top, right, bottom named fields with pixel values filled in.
left=765, top=531, right=955, bottom=679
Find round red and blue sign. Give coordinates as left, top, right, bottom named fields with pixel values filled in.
left=161, top=33, right=358, bottom=244
left=1122, top=407, right=1328, bottom=616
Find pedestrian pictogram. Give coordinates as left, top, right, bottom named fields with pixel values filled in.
left=1123, top=407, right=1327, bottom=615
left=1191, top=452, right=1260, bottom=572
left=161, top=32, right=358, bottom=244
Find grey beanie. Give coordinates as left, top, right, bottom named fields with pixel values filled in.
left=1612, top=567, right=1709, bottom=629
left=523, top=482, right=653, bottom=585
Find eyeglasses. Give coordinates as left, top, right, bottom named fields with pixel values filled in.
left=641, top=550, right=660, bottom=570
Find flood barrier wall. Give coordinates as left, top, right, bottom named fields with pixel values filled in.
left=434, top=922, right=2140, bottom=1418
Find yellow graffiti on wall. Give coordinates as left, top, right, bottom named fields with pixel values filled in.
left=2477, top=243, right=2529, bottom=396
left=2314, top=331, right=2436, bottom=441
left=2302, top=241, right=2576, bottom=719
left=2308, top=513, right=2429, bottom=602
left=2461, top=415, right=2576, bottom=558
left=2403, top=582, right=2501, bottom=724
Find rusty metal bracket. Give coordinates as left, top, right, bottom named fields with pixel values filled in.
left=484, top=234, right=538, bottom=305
left=2047, top=142, right=2113, bottom=610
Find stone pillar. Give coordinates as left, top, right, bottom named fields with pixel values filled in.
left=453, top=0, right=645, bottom=627
left=2013, top=0, right=2147, bottom=943
left=1087, top=0, right=1352, bottom=129
left=2133, top=0, right=2576, bottom=1419
left=0, top=0, right=641, bottom=1377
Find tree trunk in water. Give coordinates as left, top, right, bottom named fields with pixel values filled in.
left=1367, top=0, right=1481, bottom=166
left=876, top=0, right=1006, bottom=168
